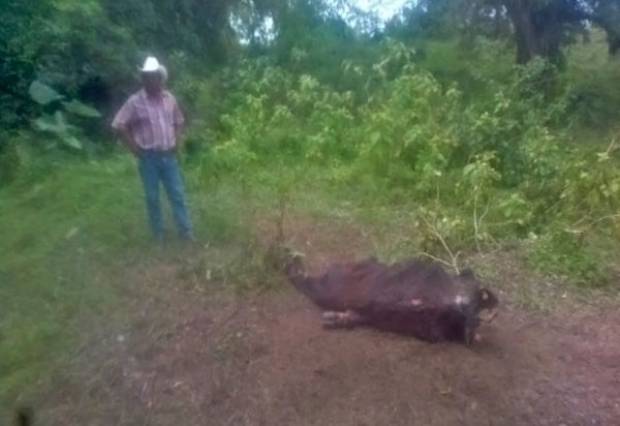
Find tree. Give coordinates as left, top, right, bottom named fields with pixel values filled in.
left=395, top=0, right=620, bottom=63
left=0, top=0, right=53, bottom=129
left=483, top=0, right=620, bottom=63
left=102, top=0, right=242, bottom=65
left=591, top=0, right=620, bottom=54
left=499, top=0, right=590, bottom=64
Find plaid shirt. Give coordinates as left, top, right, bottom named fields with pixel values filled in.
left=112, top=89, right=184, bottom=151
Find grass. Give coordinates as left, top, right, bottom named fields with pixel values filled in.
left=0, top=24, right=619, bottom=425
left=0, top=159, right=390, bottom=413
left=1, top=157, right=138, bottom=407
left=0, top=39, right=618, bottom=426
left=0, top=153, right=250, bottom=412
left=1, top=139, right=619, bottom=421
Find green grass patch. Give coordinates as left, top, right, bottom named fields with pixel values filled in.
left=1, top=157, right=138, bottom=404
left=0, top=154, right=249, bottom=410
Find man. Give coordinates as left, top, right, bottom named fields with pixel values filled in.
left=112, top=56, right=194, bottom=242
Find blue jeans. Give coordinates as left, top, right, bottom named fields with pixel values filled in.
left=138, top=151, right=193, bottom=240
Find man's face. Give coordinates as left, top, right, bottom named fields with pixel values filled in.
left=141, top=72, right=163, bottom=96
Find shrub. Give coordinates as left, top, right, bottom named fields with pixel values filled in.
left=195, top=43, right=619, bottom=286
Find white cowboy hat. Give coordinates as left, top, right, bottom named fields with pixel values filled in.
left=139, top=56, right=161, bottom=72
left=139, top=56, right=168, bottom=81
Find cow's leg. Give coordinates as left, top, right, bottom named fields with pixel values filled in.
left=322, top=310, right=363, bottom=329
left=464, top=316, right=481, bottom=346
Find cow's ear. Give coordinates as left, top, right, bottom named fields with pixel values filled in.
left=481, top=289, right=490, bottom=301
left=479, top=288, right=498, bottom=307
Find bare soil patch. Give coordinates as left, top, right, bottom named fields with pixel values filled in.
left=36, top=215, right=620, bottom=426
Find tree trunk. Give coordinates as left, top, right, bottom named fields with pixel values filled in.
left=504, top=0, right=541, bottom=63
left=503, top=0, right=565, bottom=64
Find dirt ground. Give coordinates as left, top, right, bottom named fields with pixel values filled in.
left=36, top=216, right=620, bottom=426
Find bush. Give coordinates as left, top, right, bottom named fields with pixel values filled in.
left=192, top=43, right=619, bottom=286
left=527, top=228, right=610, bottom=288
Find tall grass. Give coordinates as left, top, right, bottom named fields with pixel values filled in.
left=1, top=157, right=137, bottom=402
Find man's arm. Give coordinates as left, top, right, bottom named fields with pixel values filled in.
left=117, top=127, right=140, bottom=157
left=111, top=98, right=140, bottom=156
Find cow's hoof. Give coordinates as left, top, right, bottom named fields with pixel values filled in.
left=464, top=328, right=483, bottom=345
left=321, top=311, right=338, bottom=328
left=322, top=311, right=359, bottom=329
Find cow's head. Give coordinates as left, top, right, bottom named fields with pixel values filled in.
left=478, top=288, right=499, bottom=310
left=458, top=268, right=499, bottom=323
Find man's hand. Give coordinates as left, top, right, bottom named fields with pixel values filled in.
left=117, top=127, right=140, bottom=157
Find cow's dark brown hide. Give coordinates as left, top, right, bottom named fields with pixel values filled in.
left=286, top=255, right=498, bottom=345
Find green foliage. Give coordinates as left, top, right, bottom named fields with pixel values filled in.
left=4, top=0, right=620, bottom=416
left=33, top=112, right=81, bottom=150
left=61, top=100, right=102, bottom=118
left=28, top=81, right=101, bottom=151
left=28, top=81, right=64, bottom=105
left=394, top=0, right=620, bottom=64
left=555, top=142, right=620, bottom=224
left=0, top=158, right=140, bottom=401
left=0, top=0, right=51, bottom=129
left=0, top=137, right=21, bottom=187
left=527, top=229, right=610, bottom=288
left=564, top=30, right=620, bottom=128
left=0, top=155, right=252, bottom=402
left=196, top=41, right=619, bottom=285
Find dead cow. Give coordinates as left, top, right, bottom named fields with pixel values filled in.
left=286, top=255, right=498, bottom=345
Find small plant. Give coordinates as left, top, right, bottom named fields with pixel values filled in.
left=28, top=80, right=101, bottom=150
left=527, top=228, right=609, bottom=288
left=199, top=53, right=619, bottom=287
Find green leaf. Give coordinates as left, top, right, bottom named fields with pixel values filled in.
left=463, top=163, right=476, bottom=176
left=60, top=134, right=83, bottom=150
left=29, top=81, right=64, bottom=105
left=33, top=115, right=60, bottom=133
left=370, top=132, right=381, bottom=145
left=33, top=112, right=67, bottom=134
left=54, top=111, right=68, bottom=132
left=62, top=100, right=101, bottom=118
left=33, top=112, right=80, bottom=150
